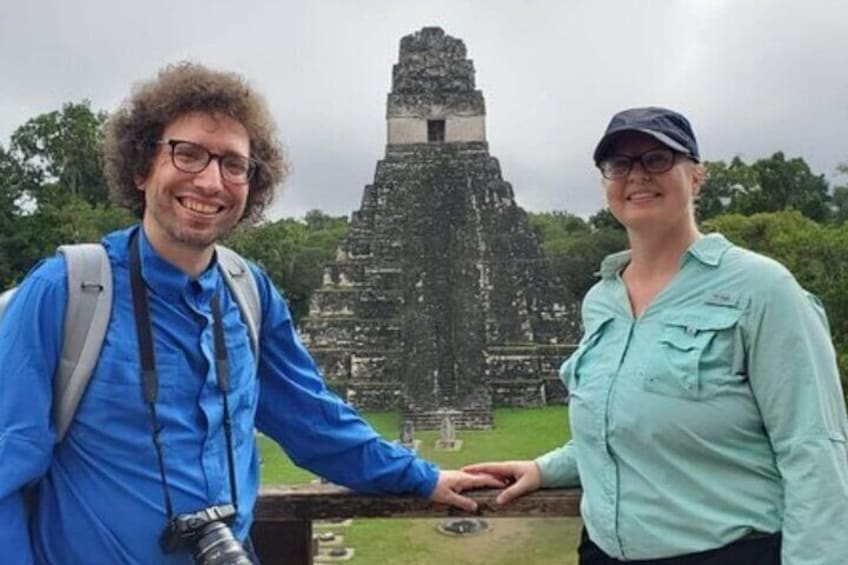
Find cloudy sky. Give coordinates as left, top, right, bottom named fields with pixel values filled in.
left=1, top=0, right=846, bottom=221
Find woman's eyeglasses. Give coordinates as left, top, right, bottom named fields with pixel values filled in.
left=598, top=148, right=684, bottom=180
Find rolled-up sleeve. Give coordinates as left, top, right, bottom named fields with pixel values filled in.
left=745, top=274, right=848, bottom=565
left=535, top=356, right=581, bottom=488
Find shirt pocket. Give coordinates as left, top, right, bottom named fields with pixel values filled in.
left=562, top=315, right=616, bottom=391
left=643, top=307, right=743, bottom=400
left=71, top=346, right=183, bottom=454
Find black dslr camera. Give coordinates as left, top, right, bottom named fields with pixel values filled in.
left=160, top=504, right=253, bottom=564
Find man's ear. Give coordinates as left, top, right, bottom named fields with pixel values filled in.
left=135, top=175, right=146, bottom=191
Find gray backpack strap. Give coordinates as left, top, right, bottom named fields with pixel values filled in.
left=0, top=287, right=18, bottom=319
left=53, top=244, right=112, bottom=443
left=215, top=245, right=262, bottom=364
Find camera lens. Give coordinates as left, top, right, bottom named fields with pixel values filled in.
left=191, top=521, right=253, bottom=565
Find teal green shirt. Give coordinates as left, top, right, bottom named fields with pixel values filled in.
left=535, top=234, right=848, bottom=563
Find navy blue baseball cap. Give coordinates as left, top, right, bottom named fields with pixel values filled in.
left=593, top=106, right=700, bottom=165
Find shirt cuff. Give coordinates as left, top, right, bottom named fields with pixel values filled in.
left=534, top=444, right=580, bottom=488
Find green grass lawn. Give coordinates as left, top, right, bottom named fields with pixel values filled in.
left=258, top=407, right=581, bottom=564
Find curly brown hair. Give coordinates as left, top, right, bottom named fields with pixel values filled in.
left=103, top=62, right=288, bottom=223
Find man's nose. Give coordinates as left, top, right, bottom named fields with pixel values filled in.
left=193, top=158, right=225, bottom=191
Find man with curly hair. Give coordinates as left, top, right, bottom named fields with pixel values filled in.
left=0, top=63, right=501, bottom=564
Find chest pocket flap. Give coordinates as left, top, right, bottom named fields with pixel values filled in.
left=560, top=315, right=615, bottom=389
left=648, top=306, right=744, bottom=399
left=661, top=308, right=740, bottom=347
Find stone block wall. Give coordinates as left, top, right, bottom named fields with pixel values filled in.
left=299, top=28, right=581, bottom=428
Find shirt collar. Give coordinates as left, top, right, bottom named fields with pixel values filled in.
left=598, top=233, right=733, bottom=279
left=685, top=232, right=732, bottom=267
left=137, top=225, right=221, bottom=302
left=599, top=250, right=632, bottom=279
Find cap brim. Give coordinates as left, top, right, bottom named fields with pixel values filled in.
left=593, top=128, right=692, bottom=164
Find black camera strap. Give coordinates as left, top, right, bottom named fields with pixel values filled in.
left=129, top=229, right=240, bottom=521
left=212, top=295, right=240, bottom=511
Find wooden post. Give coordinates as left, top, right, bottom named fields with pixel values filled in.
left=250, top=518, right=312, bottom=565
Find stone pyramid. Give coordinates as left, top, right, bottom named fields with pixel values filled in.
left=299, top=27, right=580, bottom=429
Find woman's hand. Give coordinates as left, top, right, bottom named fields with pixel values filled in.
left=428, top=470, right=507, bottom=512
left=462, top=460, right=542, bottom=506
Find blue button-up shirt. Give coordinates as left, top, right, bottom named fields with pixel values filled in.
left=535, top=234, right=848, bottom=563
left=0, top=226, right=438, bottom=564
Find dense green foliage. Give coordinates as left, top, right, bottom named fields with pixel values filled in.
left=9, top=101, right=110, bottom=207
left=834, top=163, right=848, bottom=225
left=0, top=102, right=132, bottom=286
left=224, top=211, right=349, bottom=323
left=528, top=211, right=627, bottom=299
left=699, top=153, right=834, bottom=222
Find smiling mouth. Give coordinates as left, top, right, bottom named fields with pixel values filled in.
left=627, top=192, right=661, bottom=202
left=178, top=197, right=222, bottom=215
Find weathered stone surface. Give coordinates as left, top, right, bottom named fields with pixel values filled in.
left=300, top=27, right=580, bottom=428
left=392, top=27, right=474, bottom=94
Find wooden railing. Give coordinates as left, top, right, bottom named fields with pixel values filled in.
left=250, top=484, right=581, bottom=564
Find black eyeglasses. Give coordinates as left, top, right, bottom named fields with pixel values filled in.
left=159, top=139, right=256, bottom=185
left=598, top=148, right=684, bottom=180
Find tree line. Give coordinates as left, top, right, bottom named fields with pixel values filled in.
left=2, top=101, right=846, bottom=400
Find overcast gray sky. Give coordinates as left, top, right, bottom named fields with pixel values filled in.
left=1, top=0, right=846, bottom=221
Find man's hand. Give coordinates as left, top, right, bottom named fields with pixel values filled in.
left=461, top=460, right=541, bottom=506
left=428, top=470, right=506, bottom=512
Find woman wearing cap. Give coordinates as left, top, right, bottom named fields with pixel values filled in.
left=465, top=107, right=848, bottom=564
